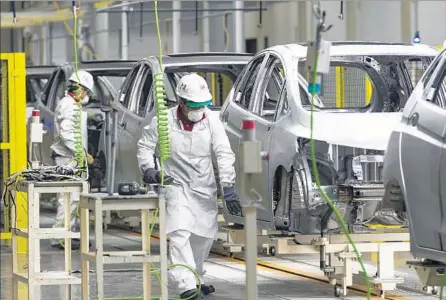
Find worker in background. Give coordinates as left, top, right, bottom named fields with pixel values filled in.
left=137, top=73, right=243, bottom=299
left=50, top=70, right=95, bottom=250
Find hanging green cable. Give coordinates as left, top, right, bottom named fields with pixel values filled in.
left=306, top=5, right=371, bottom=299
left=103, top=2, right=200, bottom=299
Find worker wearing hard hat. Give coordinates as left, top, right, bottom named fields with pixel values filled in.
left=50, top=70, right=95, bottom=250
left=137, top=73, right=243, bottom=299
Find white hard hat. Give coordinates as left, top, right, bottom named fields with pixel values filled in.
left=69, top=70, right=94, bottom=93
left=176, top=73, right=213, bottom=105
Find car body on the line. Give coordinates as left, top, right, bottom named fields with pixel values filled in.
left=26, top=65, right=55, bottom=120
left=296, top=41, right=439, bottom=112
left=220, top=43, right=412, bottom=235
left=28, top=60, right=136, bottom=166
left=382, top=48, right=446, bottom=263
left=99, top=52, right=252, bottom=192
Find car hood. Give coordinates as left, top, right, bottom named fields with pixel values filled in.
left=296, top=111, right=403, bottom=151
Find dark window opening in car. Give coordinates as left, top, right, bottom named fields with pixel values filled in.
left=257, top=58, right=284, bottom=121
left=298, top=62, right=375, bottom=109
left=430, top=67, right=446, bottom=109
left=27, top=77, right=48, bottom=104
left=298, top=55, right=434, bottom=111
left=163, top=65, right=245, bottom=108
left=404, top=57, right=434, bottom=87
left=92, top=75, right=127, bottom=108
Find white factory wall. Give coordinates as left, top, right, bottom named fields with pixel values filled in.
left=244, top=0, right=446, bottom=48
left=25, top=0, right=446, bottom=65
left=37, top=1, right=236, bottom=64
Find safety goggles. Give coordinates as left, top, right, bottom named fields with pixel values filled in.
left=180, top=98, right=212, bottom=110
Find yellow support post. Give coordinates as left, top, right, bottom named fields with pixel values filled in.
left=1, top=52, right=28, bottom=300
left=0, top=53, right=28, bottom=254
left=221, top=74, right=232, bottom=106
left=335, top=66, right=345, bottom=108
left=365, top=76, right=373, bottom=106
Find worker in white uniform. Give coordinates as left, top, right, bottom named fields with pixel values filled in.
left=50, top=70, right=94, bottom=250
left=137, top=73, right=243, bottom=299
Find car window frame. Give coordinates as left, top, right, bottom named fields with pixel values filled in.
left=251, top=53, right=285, bottom=120
left=232, top=53, right=268, bottom=111
left=131, top=63, right=154, bottom=118
left=49, top=69, right=68, bottom=112
left=117, top=63, right=143, bottom=111
left=426, top=55, right=446, bottom=109
left=40, top=69, right=59, bottom=107
left=420, top=50, right=446, bottom=92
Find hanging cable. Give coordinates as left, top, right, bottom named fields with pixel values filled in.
left=306, top=2, right=371, bottom=299
left=339, top=1, right=344, bottom=20
left=12, top=0, right=17, bottom=24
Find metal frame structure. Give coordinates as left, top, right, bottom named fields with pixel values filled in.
left=11, top=181, right=88, bottom=300
left=80, top=192, right=168, bottom=300
left=0, top=53, right=27, bottom=252
left=212, top=227, right=412, bottom=298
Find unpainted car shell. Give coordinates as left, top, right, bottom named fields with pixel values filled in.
left=100, top=53, right=252, bottom=192
left=383, top=48, right=446, bottom=263
left=296, top=41, right=439, bottom=112
left=220, top=44, right=405, bottom=233
left=26, top=65, right=55, bottom=120
left=29, top=60, right=135, bottom=166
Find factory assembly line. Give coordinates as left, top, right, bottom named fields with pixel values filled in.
left=1, top=1, right=446, bottom=300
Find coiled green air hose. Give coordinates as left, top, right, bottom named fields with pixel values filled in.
left=103, top=2, right=201, bottom=300
left=71, top=1, right=87, bottom=177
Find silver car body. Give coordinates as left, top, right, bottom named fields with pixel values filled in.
left=382, top=48, right=446, bottom=263
left=296, top=41, right=439, bottom=112
left=30, top=60, right=135, bottom=166
left=221, top=43, right=414, bottom=234
left=100, top=53, right=252, bottom=191
left=26, top=65, right=54, bottom=121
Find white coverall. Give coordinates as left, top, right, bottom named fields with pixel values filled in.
left=50, top=93, right=88, bottom=245
left=137, top=106, right=236, bottom=294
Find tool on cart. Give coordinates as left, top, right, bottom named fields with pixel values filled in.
left=117, top=182, right=149, bottom=196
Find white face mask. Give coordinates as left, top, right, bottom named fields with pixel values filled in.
left=81, top=95, right=90, bottom=105
left=187, top=109, right=204, bottom=122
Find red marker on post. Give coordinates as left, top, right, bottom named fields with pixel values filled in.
left=241, top=119, right=255, bottom=142
left=32, top=110, right=40, bottom=124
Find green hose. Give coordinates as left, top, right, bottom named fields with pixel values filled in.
left=308, top=52, right=371, bottom=298
left=102, top=2, right=200, bottom=299
left=72, top=4, right=87, bottom=175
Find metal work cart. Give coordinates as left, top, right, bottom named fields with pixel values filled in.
left=11, top=180, right=88, bottom=300
left=79, top=192, right=168, bottom=300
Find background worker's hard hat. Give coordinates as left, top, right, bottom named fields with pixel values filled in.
left=176, top=73, right=213, bottom=104
left=69, top=70, right=94, bottom=93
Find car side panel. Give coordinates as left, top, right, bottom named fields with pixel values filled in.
left=400, top=100, right=445, bottom=251
left=440, top=126, right=446, bottom=250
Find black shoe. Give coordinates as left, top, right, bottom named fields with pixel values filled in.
left=197, top=284, right=215, bottom=295
left=180, top=288, right=202, bottom=299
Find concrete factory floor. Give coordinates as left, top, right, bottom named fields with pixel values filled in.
left=0, top=211, right=441, bottom=300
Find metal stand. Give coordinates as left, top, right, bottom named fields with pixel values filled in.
left=79, top=191, right=168, bottom=300
left=11, top=180, right=88, bottom=300
left=213, top=227, right=410, bottom=298
left=407, top=261, right=442, bottom=295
